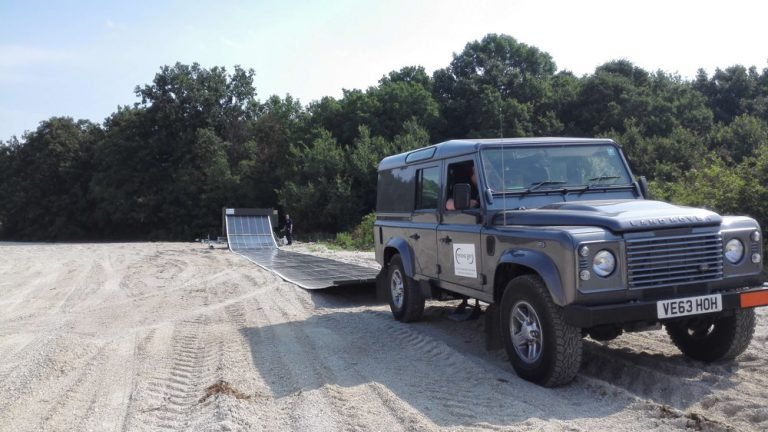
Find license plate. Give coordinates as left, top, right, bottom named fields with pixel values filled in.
left=657, top=294, right=722, bottom=319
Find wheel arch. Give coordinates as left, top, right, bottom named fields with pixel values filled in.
left=382, top=237, right=416, bottom=279
left=494, top=249, right=566, bottom=306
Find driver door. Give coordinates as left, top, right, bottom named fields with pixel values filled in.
left=437, top=157, right=484, bottom=293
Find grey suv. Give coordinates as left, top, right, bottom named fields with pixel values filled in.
left=374, top=138, right=768, bottom=387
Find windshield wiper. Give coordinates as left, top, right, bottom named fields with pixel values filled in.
left=526, top=180, right=567, bottom=192
left=576, top=175, right=628, bottom=195
left=587, top=175, right=622, bottom=185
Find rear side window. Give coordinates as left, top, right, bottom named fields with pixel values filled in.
left=376, top=166, right=415, bottom=213
left=415, top=167, right=440, bottom=210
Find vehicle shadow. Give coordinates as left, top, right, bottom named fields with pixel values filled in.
left=307, top=282, right=382, bottom=309
left=237, top=306, right=740, bottom=428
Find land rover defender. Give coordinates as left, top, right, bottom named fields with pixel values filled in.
left=374, top=138, right=768, bottom=387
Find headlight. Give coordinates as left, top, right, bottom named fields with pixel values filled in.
left=592, top=250, right=616, bottom=277
left=725, top=239, right=744, bottom=264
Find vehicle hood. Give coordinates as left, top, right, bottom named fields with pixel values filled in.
left=495, top=199, right=722, bottom=232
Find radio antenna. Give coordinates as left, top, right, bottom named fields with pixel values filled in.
left=498, top=105, right=503, bottom=138
left=502, top=141, right=507, bottom=225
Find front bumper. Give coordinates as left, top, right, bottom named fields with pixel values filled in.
left=564, top=285, right=768, bottom=328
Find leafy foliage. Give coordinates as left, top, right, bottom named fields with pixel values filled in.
left=0, top=118, right=101, bottom=240
left=334, top=212, right=376, bottom=250
left=1, top=34, right=768, bottom=242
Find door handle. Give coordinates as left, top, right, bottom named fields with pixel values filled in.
left=441, top=236, right=452, bottom=244
left=409, top=233, right=421, bottom=240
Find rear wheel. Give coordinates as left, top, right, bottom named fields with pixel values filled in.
left=387, top=255, right=424, bottom=322
left=665, top=309, right=756, bottom=362
left=500, top=274, right=582, bottom=387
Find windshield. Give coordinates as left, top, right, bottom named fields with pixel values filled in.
left=480, top=144, right=632, bottom=193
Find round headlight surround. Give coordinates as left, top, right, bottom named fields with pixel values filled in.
left=725, top=238, right=745, bottom=264
left=592, top=250, right=616, bottom=277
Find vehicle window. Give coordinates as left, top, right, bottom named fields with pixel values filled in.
left=480, top=144, right=632, bottom=191
left=445, top=161, right=479, bottom=210
left=376, top=166, right=415, bottom=213
left=415, top=167, right=439, bottom=210
left=406, top=147, right=436, bottom=163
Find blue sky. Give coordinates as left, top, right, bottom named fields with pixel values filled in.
left=2, top=0, right=767, bottom=140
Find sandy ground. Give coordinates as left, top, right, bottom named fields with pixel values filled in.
left=1, top=242, right=767, bottom=432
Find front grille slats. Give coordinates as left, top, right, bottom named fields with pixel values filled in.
left=629, top=260, right=722, bottom=275
left=628, top=249, right=721, bottom=263
left=635, top=240, right=717, bottom=252
left=630, top=265, right=723, bottom=280
left=626, top=232, right=723, bottom=289
left=630, top=272, right=723, bottom=286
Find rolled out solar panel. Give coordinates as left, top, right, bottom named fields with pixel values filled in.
left=224, top=208, right=378, bottom=289
left=225, top=214, right=277, bottom=250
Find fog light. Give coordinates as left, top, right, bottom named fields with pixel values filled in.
left=753, top=253, right=762, bottom=264
left=580, top=270, right=591, bottom=281
left=752, top=231, right=762, bottom=242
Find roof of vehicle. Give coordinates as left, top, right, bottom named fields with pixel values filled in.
left=378, top=137, right=617, bottom=171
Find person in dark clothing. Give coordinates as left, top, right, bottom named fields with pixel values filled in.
left=284, top=214, right=294, bottom=245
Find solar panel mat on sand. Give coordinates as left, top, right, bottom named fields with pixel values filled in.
left=225, top=214, right=378, bottom=290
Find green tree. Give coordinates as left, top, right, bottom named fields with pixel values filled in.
left=89, top=106, right=159, bottom=238
left=694, top=65, right=763, bottom=124
left=239, top=94, right=306, bottom=208
left=707, top=114, right=768, bottom=163
left=392, top=119, right=430, bottom=154
left=433, top=33, right=558, bottom=139
left=617, top=123, right=707, bottom=182
left=92, top=63, right=260, bottom=239
left=277, top=130, right=355, bottom=233
left=368, top=66, right=440, bottom=140
left=656, top=149, right=768, bottom=239
left=0, top=118, right=101, bottom=240
left=348, top=126, right=393, bottom=216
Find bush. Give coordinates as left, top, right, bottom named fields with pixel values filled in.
left=334, top=232, right=355, bottom=249
left=334, top=212, right=376, bottom=250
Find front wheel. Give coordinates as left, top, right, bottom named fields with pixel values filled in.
left=665, top=309, right=756, bottom=362
left=500, top=275, right=582, bottom=387
left=387, top=255, right=424, bottom=322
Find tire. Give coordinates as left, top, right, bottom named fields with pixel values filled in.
left=387, top=255, right=425, bottom=322
left=500, top=274, right=582, bottom=387
left=665, top=308, right=756, bottom=362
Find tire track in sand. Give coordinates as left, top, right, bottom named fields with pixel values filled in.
left=264, top=283, right=440, bottom=430
left=581, top=331, right=768, bottom=431
left=127, top=316, right=217, bottom=431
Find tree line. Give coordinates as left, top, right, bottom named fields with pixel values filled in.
left=1, top=33, right=768, bottom=242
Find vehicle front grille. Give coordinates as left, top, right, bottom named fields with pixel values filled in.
left=626, top=232, right=723, bottom=289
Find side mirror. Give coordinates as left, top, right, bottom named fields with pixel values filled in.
left=453, top=183, right=471, bottom=210
left=637, top=176, right=649, bottom=199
